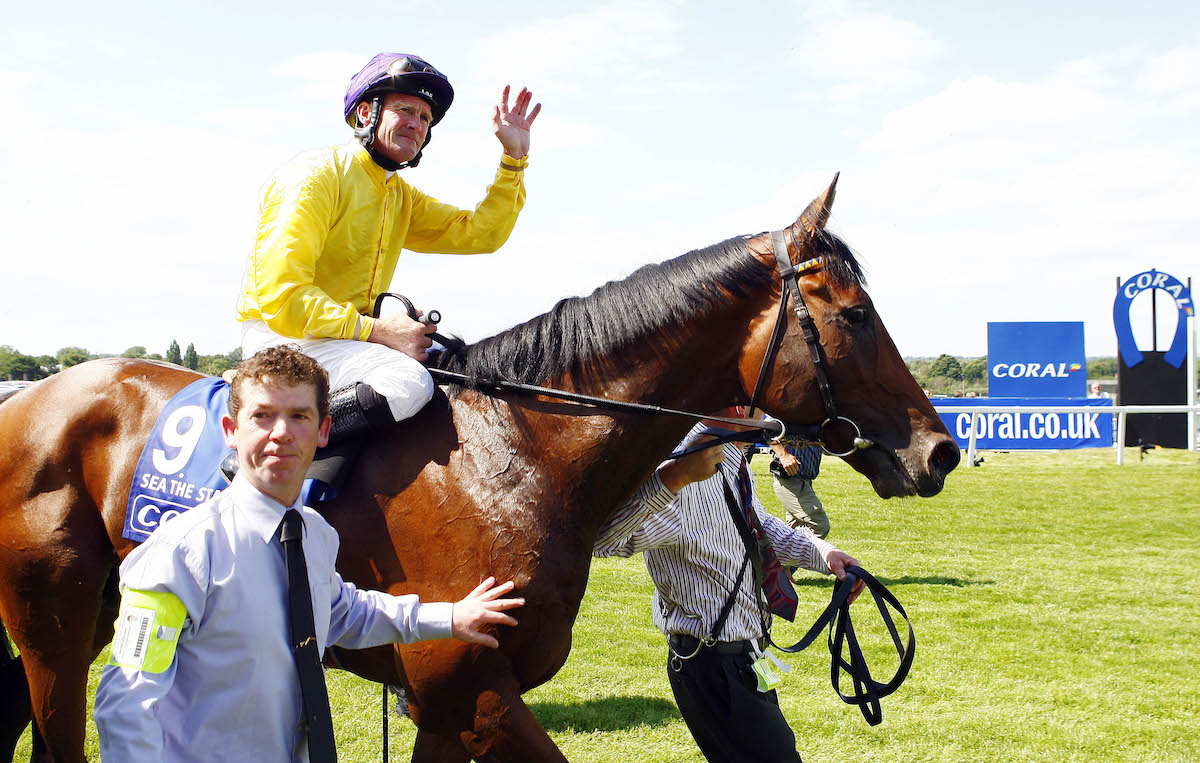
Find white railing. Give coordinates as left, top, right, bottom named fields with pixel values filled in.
left=931, top=404, right=1200, bottom=466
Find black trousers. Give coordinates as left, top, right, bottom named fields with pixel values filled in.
left=667, top=648, right=803, bottom=763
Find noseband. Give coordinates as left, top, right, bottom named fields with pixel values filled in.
left=747, top=229, right=874, bottom=458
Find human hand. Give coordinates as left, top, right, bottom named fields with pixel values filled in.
left=368, top=312, right=437, bottom=361
left=657, top=436, right=726, bottom=492
left=451, top=577, right=525, bottom=648
left=493, top=85, right=541, bottom=160
left=825, top=550, right=865, bottom=604
left=777, top=451, right=799, bottom=477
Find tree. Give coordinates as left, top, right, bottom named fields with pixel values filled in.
left=166, top=340, right=182, bottom=365
left=962, top=357, right=988, bottom=384
left=929, top=354, right=964, bottom=381
left=183, top=343, right=199, bottom=370
left=0, top=346, right=52, bottom=380
left=904, top=357, right=933, bottom=387
left=1088, top=357, right=1118, bottom=379
left=0, top=345, right=16, bottom=378
left=120, top=346, right=147, bottom=358
left=199, top=353, right=236, bottom=377
left=56, top=347, right=91, bottom=369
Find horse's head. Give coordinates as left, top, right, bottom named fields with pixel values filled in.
left=740, top=176, right=959, bottom=498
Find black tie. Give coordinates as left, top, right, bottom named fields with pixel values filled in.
left=279, top=508, right=337, bottom=762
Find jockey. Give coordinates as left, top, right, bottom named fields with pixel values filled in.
left=236, top=53, right=540, bottom=440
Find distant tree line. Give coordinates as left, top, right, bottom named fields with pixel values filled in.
left=1, top=342, right=242, bottom=381
left=0, top=343, right=1142, bottom=388
left=905, top=355, right=1124, bottom=395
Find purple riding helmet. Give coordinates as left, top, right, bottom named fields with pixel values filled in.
left=343, top=53, right=455, bottom=169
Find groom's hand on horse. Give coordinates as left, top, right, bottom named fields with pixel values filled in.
left=368, top=312, right=437, bottom=361
left=657, top=436, right=726, bottom=493
left=451, top=576, right=525, bottom=648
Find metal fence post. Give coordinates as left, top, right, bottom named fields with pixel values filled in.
left=1116, top=411, right=1127, bottom=466
left=966, top=411, right=979, bottom=467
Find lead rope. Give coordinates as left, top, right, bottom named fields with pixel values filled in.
left=721, top=473, right=916, bottom=726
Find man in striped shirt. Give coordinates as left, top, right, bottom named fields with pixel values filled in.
left=594, top=414, right=861, bottom=763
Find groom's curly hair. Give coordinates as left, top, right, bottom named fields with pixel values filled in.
left=228, top=345, right=330, bottom=421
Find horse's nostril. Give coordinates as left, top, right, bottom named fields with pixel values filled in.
left=929, top=439, right=961, bottom=476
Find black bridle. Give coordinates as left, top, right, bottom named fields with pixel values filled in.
left=744, top=229, right=874, bottom=458
left=374, top=227, right=875, bottom=457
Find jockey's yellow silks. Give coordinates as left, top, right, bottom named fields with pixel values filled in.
left=237, top=144, right=526, bottom=341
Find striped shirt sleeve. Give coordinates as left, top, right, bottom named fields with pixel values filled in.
left=593, top=472, right=680, bottom=558
left=759, top=504, right=834, bottom=574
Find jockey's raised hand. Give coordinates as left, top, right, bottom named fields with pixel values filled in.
left=493, top=85, right=541, bottom=160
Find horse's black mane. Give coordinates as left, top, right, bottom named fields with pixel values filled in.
left=431, top=228, right=864, bottom=387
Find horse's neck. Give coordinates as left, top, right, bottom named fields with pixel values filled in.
left=513, top=306, right=753, bottom=537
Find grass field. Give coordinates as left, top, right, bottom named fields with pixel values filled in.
left=13, top=446, right=1200, bottom=761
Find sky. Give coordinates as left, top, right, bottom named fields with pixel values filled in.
left=2, top=0, right=1197, bottom=360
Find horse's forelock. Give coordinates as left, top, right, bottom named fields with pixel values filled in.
left=810, top=230, right=866, bottom=290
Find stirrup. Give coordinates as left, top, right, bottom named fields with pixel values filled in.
left=328, top=382, right=393, bottom=445
left=219, top=450, right=238, bottom=483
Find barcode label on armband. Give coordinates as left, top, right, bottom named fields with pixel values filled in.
left=112, top=606, right=156, bottom=668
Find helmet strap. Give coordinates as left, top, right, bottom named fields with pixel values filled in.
left=353, top=97, right=383, bottom=149
left=353, top=95, right=428, bottom=171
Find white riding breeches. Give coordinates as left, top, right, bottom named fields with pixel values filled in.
left=240, top=321, right=435, bottom=422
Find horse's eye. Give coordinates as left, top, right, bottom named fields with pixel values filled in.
left=844, top=306, right=870, bottom=325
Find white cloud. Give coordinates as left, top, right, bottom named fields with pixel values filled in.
left=832, top=54, right=1199, bottom=356
left=1136, top=40, right=1200, bottom=94
left=270, top=50, right=370, bottom=105
left=464, top=2, right=684, bottom=95
left=791, top=9, right=945, bottom=106
left=91, top=40, right=128, bottom=59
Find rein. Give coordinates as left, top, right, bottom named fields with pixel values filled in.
left=776, top=566, right=915, bottom=726
left=373, top=292, right=803, bottom=448
left=374, top=227, right=876, bottom=457
left=718, top=471, right=915, bottom=726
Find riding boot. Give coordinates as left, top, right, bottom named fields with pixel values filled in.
left=328, top=382, right=395, bottom=445
left=217, top=383, right=392, bottom=483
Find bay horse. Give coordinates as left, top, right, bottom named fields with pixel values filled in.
left=0, top=178, right=958, bottom=762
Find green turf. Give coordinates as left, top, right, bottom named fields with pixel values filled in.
left=13, top=446, right=1200, bottom=761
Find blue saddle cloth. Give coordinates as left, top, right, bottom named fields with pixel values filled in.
left=123, top=378, right=335, bottom=542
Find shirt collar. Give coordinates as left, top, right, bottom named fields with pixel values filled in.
left=227, top=474, right=306, bottom=544
left=349, top=142, right=397, bottom=189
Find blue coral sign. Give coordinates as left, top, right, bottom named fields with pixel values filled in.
left=987, top=322, right=1087, bottom=398
left=1113, top=269, right=1194, bottom=369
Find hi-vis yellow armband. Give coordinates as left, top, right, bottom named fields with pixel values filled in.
left=109, top=590, right=188, bottom=673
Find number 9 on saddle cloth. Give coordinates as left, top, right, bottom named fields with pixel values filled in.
left=123, top=376, right=386, bottom=543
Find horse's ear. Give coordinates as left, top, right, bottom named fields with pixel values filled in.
left=795, top=172, right=839, bottom=239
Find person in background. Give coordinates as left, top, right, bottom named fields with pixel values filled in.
left=767, top=441, right=830, bottom=539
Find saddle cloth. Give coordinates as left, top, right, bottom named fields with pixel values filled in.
left=123, top=378, right=351, bottom=542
